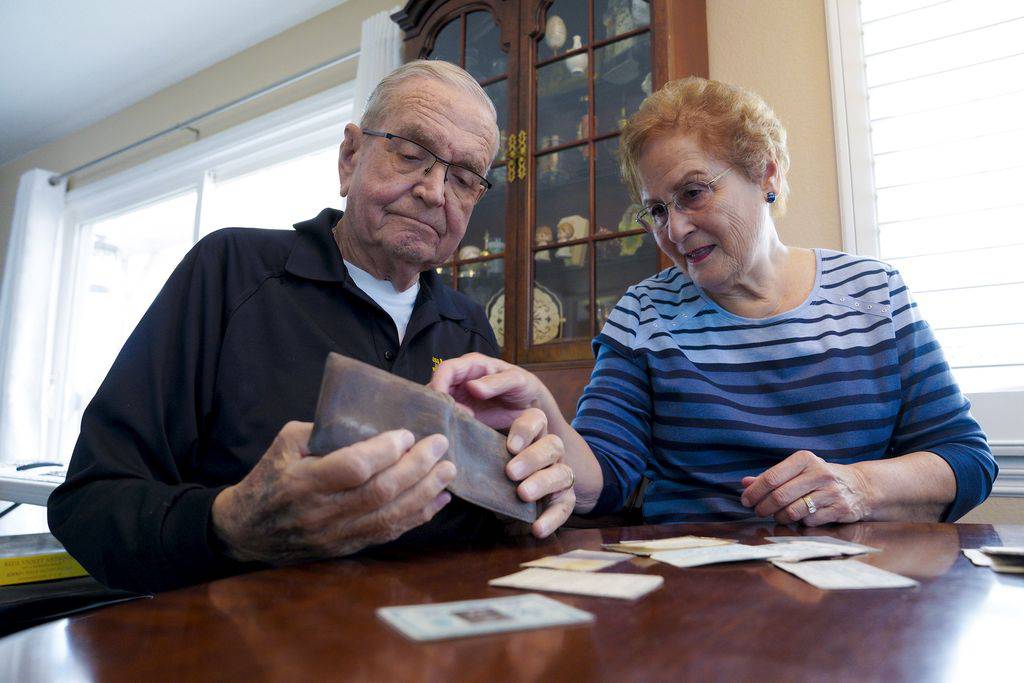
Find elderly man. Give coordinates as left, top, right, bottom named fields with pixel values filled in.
left=48, top=61, right=575, bottom=593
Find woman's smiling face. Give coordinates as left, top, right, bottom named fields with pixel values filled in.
left=637, top=131, right=774, bottom=295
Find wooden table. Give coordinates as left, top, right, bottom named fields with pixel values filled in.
left=3, top=522, right=1022, bottom=682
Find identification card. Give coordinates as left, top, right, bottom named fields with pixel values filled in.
left=376, top=593, right=593, bottom=641
left=765, top=536, right=879, bottom=554
left=490, top=567, right=664, bottom=600
left=771, top=558, right=918, bottom=590
left=522, top=549, right=632, bottom=572
left=768, top=540, right=871, bottom=563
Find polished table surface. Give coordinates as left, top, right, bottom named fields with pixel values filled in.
left=3, top=522, right=1023, bottom=682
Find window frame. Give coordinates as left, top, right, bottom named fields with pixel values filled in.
left=46, top=82, right=354, bottom=459
left=825, top=0, right=1024, bottom=494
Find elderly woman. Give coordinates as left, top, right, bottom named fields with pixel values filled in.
left=431, top=77, right=996, bottom=527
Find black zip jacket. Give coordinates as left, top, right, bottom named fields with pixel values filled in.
left=48, top=208, right=504, bottom=592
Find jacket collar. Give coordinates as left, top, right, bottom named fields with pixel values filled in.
left=285, top=207, right=466, bottom=321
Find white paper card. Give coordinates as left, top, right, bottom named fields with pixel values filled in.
left=651, top=543, right=783, bottom=568
left=769, top=541, right=870, bottom=563
left=962, top=549, right=993, bottom=567
left=376, top=593, right=593, bottom=641
left=771, top=558, right=918, bottom=590
left=765, top=536, right=880, bottom=553
left=489, top=568, right=664, bottom=600
left=522, top=549, right=631, bottom=572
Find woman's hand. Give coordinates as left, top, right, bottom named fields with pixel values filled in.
left=505, top=407, right=576, bottom=538
left=428, top=352, right=556, bottom=430
left=430, top=352, right=604, bottom=518
left=739, top=450, right=874, bottom=525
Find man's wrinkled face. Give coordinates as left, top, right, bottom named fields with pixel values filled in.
left=338, top=79, right=497, bottom=271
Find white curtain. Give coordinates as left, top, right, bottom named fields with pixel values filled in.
left=352, top=6, right=403, bottom=123
left=0, top=169, right=66, bottom=463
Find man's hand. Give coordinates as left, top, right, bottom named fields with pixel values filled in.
left=739, top=450, right=873, bottom=526
left=211, top=422, right=455, bottom=564
left=504, top=408, right=576, bottom=538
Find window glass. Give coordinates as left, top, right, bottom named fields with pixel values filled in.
left=859, top=0, right=1024, bottom=393
left=202, top=147, right=343, bottom=236
left=59, top=191, right=197, bottom=458
left=57, top=143, right=345, bottom=460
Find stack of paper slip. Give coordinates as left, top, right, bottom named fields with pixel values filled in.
left=521, top=549, right=631, bottom=572
left=767, top=540, right=873, bottom=563
left=764, top=536, right=880, bottom=554
left=650, top=543, right=784, bottom=568
left=771, top=558, right=918, bottom=590
left=489, top=568, right=664, bottom=600
left=602, top=535, right=735, bottom=556
left=978, top=546, right=1024, bottom=574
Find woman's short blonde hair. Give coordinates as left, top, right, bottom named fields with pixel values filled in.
left=619, top=76, right=791, bottom=214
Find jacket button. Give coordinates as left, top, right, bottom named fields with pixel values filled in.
left=384, top=350, right=395, bottom=361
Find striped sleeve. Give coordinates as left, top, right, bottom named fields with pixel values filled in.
left=887, top=269, right=998, bottom=521
left=572, top=290, right=653, bottom=515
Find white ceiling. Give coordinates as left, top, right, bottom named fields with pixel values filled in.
left=0, top=0, right=351, bottom=166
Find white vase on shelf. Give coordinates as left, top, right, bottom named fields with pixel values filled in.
left=545, top=14, right=567, bottom=53
left=565, top=36, right=587, bottom=75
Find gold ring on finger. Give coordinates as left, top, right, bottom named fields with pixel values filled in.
left=802, top=495, right=817, bottom=515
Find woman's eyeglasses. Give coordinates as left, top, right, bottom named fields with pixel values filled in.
left=635, top=167, right=731, bottom=232
left=363, top=130, right=492, bottom=204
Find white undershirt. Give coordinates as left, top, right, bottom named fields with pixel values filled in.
left=343, top=259, right=419, bottom=343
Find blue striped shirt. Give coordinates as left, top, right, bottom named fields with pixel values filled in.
left=574, top=249, right=996, bottom=523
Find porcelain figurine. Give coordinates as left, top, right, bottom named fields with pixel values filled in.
left=458, top=245, right=481, bottom=261
left=535, top=225, right=553, bottom=260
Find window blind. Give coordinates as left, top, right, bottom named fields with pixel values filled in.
left=859, top=0, right=1024, bottom=393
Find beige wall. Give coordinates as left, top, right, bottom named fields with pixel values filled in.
left=707, top=0, right=842, bottom=250
left=959, top=497, right=1024, bottom=525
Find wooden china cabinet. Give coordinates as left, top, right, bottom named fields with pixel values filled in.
left=392, top=0, right=708, bottom=416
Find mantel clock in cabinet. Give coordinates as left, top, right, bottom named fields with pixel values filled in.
left=392, top=0, right=708, bottom=416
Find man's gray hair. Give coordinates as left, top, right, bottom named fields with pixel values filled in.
left=361, top=60, right=499, bottom=159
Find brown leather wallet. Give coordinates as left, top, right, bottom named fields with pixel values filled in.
left=308, top=353, right=537, bottom=523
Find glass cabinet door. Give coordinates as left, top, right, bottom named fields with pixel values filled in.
left=392, top=0, right=706, bottom=367
left=422, top=9, right=514, bottom=351
left=524, top=0, right=655, bottom=360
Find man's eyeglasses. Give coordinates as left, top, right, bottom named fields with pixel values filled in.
left=635, top=167, right=732, bottom=233
left=362, top=130, right=492, bottom=204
